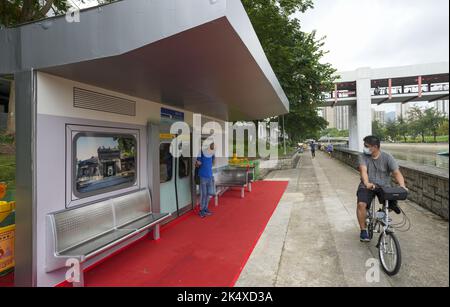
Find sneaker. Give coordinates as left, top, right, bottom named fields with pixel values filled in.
left=360, top=230, right=371, bottom=242
left=389, top=203, right=402, bottom=215
left=204, top=210, right=213, bottom=216
left=199, top=212, right=206, bottom=218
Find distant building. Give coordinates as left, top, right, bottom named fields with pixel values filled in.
left=435, top=100, right=449, bottom=117
left=319, top=107, right=336, bottom=129
left=395, top=103, right=411, bottom=120
left=372, top=109, right=386, bottom=124
left=386, top=111, right=396, bottom=122
left=335, top=106, right=349, bottom=130
left=319, top=105, right=349, bottom=130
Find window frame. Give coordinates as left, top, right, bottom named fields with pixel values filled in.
left=66, top=125, right=140, bottom=208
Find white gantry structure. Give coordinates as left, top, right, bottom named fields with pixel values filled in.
left=323, top=62, right=449, bottom=152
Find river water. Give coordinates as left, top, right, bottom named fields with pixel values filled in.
left=381, top=144, right=449, bottom=170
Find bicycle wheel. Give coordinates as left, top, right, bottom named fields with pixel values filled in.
left=378, top=232, right=402, bottom=276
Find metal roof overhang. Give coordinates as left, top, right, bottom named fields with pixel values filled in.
left=0, top=0, right=289, bottom=121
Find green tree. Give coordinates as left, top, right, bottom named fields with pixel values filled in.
left=384, top=119, right=398, bottom=142
left=242, top=0, right=337, bottom=143
left=438, top=119, right=449, bottom=137
left=372, top=120, right=386, bottom=141
left=408, top=107, right=427, bottom=143
left=396, top=117, right=409, bottom=143
left=423, top=108, right=446, bottom=142
left=0, top=1, right=114, bottom=27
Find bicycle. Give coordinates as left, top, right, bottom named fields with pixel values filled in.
left=366, top=186, right=410, bottom=276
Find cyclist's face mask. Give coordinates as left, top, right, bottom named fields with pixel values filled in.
left=363, top=144, right=374, bottom=156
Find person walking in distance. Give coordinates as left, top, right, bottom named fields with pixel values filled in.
left=310, top=141, right=316, bottom=159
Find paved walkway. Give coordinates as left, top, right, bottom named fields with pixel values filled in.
left=236, top=152, right=449, bottom=287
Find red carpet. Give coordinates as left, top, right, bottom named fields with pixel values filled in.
left=83, top=181, right=288, bottom=287
left=0, top=272, right=14, bottom=287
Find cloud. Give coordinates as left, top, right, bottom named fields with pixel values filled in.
left=297, top=0, right=450, bottom=71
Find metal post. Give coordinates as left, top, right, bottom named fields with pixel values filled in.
left=153, top=225, right=160, bottom=241
left=14, top=70, right=37, bottom=287
left=147, top=123, right=161, bottom=215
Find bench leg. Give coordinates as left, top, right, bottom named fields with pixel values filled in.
left=153, top=224, right=160, bottom=241
left=241, top=187, right=245, bottom=199
left=73, top=271, right=85, bottom=288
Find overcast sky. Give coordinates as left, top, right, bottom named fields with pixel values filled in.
left=297, top=0, right=449, bottom=112
left=297, top=0, right=449, bottom=72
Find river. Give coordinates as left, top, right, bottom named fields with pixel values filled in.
left=381, top=143, right=449, bottom=170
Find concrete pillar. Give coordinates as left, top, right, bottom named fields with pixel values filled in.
left=348, top=68, right=373, bottom=152
left=348, top=105, right=358, bottom=151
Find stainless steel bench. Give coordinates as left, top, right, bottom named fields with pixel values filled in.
left=215, top=169, right=249, bottom=199
left=45, top=189, right=170, bottom=287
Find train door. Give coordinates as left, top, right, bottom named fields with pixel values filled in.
left=159, top=137, right=193, bottom=217
left=160, top=140, right=177, bottom=215
left=175, top=139, right=193, bottom=215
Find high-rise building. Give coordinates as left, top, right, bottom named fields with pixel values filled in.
left=386, top=111, right=396, bottom=122
left=395, top=103, right=411, bottom=120
left=319, top=107, right=336, bottom=129
left=372, top=109, right=386, bottom=124
left=435, top=100, right=449, bottom=117
left=319, top=106, right=349, bottom=130
left=334, top=106, right=349, bottom=130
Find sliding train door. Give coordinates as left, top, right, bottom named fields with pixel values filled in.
left=176, top=147, right=193, bottom=215
left=159, top=141, right=177, bottom=215
left=159, top=137, right=193, bottom=217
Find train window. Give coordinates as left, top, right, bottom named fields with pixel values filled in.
left=73, top=133, right=137, bottom=198
left=179, top=156, right=191, bottom=179
left=160, top=143, right=173, bottom=183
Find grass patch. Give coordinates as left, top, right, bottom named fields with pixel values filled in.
left=399, top=135, right=449, bottom=143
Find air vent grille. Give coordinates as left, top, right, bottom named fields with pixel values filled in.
left=74, top=88, right=136, bottom=116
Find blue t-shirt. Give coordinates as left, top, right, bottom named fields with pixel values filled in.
left=197, top=153, right=215, bottom=179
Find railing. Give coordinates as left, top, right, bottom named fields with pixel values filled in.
left=323, top=82, right=449, bottom=100
left=371, top=82, right=449, bottom=97
left=323, top=90, right=357, bottom=99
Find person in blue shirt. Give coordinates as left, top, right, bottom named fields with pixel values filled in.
left=326, top=143, right=334, bottom=158
left=196, top=143, right=216, bottom=218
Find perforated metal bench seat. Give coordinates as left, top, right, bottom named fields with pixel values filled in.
left=118, top=213, right=170, bottom=232
left=58, top=229, right=136, bottom=259
left=216, top=182, right=246, bottom=187
left=46, top=189, right=171, bottom=286
left=214, top=169, right=250, bottom=199
left=215, top=169, right=248, bottom=187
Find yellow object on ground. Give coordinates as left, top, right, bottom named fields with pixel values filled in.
left=0, top=224, right=15, bottom=274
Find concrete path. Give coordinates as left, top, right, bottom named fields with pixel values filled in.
left=236, top=152, right=449, bottom=287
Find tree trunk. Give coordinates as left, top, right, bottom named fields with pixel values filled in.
left=6, top=80, right=15, bottom=134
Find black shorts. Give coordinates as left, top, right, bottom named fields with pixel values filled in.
left=357, top=186, right=398, bottom=209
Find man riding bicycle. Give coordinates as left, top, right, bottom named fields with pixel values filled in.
left=357, top=136, right=408, bottom=242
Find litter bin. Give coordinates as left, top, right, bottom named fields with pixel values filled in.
left=0, top=183, right=15, bottom=277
